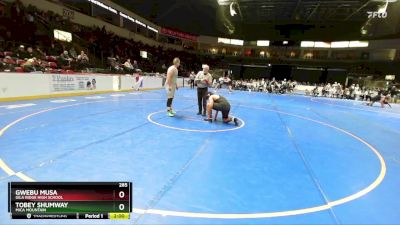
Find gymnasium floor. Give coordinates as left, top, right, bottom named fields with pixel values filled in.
left=0, top=88, right=399, bottom=225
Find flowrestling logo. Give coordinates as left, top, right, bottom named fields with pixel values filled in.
left=367, top=11, right=387, bottom=18
left=367, top=0, right=389, bottom=19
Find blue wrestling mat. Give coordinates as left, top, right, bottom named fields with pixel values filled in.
left=0, top=88, right=399, bottom=225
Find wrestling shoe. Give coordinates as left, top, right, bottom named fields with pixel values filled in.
left=167, top=111, right=175, bottom=117
left=233, top=117, right=239, bottom=126
left=204, top=118, right=212, bottom=122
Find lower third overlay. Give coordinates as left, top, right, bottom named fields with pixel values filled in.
left=8, top=182, right=132, bottom=220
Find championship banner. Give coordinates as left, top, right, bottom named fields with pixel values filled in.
left=160, top=28, right=197, bottom=41
left=49, top=74, right=98, bottom=92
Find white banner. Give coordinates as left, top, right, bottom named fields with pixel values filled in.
left=0, top=73, right=165, bottom=100
left=49, top=74, right=99, bottom=92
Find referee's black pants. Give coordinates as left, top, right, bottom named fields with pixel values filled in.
left=197, top=87, right=208, bottom=114
left=190, top=80, right=195, bottom=89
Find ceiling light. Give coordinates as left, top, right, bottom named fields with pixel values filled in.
left=257, top=40, right=270, bottom=46
left=217, top=0, right=231, bottom=5
left=230, top=2, right=237, bottom=16
left=371, top=0, right=397, bottom=2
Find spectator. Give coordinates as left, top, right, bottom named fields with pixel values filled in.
left=15, top=45, right=29, bottom=59
left=26, top=46, right=34, bottom=58
left=133, top=60, right=139, bottom=71
left=123, top=58, right=134, bottom=73
left=26, top=11, right=34, bottom=22
left=22, top=57, right=42, bottom=72
left=34, top=46, right=46, bottom=60
left=48, top=43, right=59, bottom=56
left=115, top=55, right=121, bottom=65
left=77, top=50, right=89, bottom=70
left=59, top=50, right=73, bottom=66
left=107, top=55, right=123, bottom=72
left=77, top=51, right=89, bottom=63
left=69, top=46, right=77, bottom=59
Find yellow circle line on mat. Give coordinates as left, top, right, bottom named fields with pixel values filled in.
left=0, top=101, right=386, bottom=219
left=147, top=110, right=245, bottom=132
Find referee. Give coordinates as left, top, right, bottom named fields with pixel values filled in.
left=195, top=65, right=213, bottom=116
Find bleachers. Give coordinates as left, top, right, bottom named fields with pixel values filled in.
left=0, top=0, right=224, bottom=75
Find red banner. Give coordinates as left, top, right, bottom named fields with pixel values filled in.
left=160, top=28, right=197, bottom=41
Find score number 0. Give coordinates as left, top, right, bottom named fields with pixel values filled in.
left=118, top=183, right=128, bottom=211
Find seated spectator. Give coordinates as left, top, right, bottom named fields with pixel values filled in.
left=22, top=57, right=42, bottom=72
left=77, top=51, right=89, bottom=63
left=115, top=55, right=121, bottom=63
left=14, top=45, right=29, bottom=59
left=77, top=50, right=89, bottom=70
left=107, top=55, right=123, bottom=72
left=69, top=46, right=78, bottom=59
left=26, top=46, right=34, bottom=59
left=2, top=56, right=15, bottom=71
left=133, top=60, right=139, bottom=72
left=123, top=58, right=134, bottom=73
left=34, top=46, right=46, bottom=60
left=59, top=50, right=73, bottom=66
left=48, top=43, right=60, bottom=56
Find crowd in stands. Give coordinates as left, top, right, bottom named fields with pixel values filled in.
left=0, top=0, right=397, bottom=104
left=225, top=77, right=398, bottom=102
left=0, top=0, right=93, bottom=73
left=0, top=43, right=91, bottom=73
left=0, top=0, right=224, bottom=75
left=231, top=78, right=297, bottom=94
left=306, top=82, right=398, bottom=101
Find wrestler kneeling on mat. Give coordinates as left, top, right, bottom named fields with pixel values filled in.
left=203, top=92, right=239, bottom=126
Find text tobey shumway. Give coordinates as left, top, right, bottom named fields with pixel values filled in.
left=15, top=190, right=58, bottom=196
left=15, top=202, right=69, bottom=208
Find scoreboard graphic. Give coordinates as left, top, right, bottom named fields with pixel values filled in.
left=8, top=182, right=132, bottom=220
